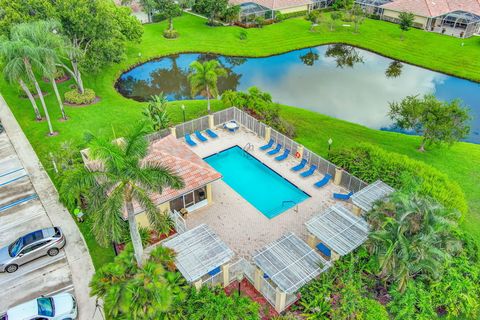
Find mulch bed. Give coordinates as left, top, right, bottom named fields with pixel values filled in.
left=113, top=228, right=176, bottom=255
left=64, top=96, right=101, bottom=107
left=43, top=75, right=71, bottom=84
left=224, top=279, right=279, bottom=320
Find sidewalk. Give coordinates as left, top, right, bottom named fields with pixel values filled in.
left=0, top=94, right=102, bottom=320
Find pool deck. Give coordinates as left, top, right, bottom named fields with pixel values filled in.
left=184, top=126, right=350, bottom=259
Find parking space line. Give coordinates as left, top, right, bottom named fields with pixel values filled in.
left=44, top=284, right=75, bottom=297
left=0, top=210, right=45, bottom=234
left=0, top=193, right=38, bottom=212
left=0, top=167, right=24, bottom=178
left=0, top=173, right=28, bottom=187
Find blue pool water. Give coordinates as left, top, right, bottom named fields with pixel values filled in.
left=204, top=146, right=309, bottom=219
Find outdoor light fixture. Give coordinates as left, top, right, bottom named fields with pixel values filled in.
left=181, top=104, right=186, bottom=122
left=328, top=138, right=333, bottom=151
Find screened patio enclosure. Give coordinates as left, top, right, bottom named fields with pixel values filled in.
left=163, top=224, right=234, bottom=283
left=239, top=2, right=274, bottom=24
left=306, top=204, right=369, bottom=256
left=253, top=232, right=331, bottom=289
left=428, top=10, right=480, bottom=38
left=355, top=0, right=392, bottom=15
left=351, top=180, right=394, bottom=212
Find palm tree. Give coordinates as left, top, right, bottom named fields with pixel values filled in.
left=60, top=123, right=184, bottom=266
left=366, top=191, right=462, bottom=292
left=188, top=60, right=227, bottom=114
left=0, top=40, right=42, bottom=121
left=8, top=23, right=55, bottom=135
left=17, top=20, right=68, bottom=120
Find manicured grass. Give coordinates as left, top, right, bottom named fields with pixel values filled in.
left=1, top=14, right=479, bottom=266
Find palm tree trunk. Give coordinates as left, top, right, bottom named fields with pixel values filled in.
left=51, top=77, right=67, bottom=120
left=126, top=200, right=144, bottom=267
left=72, top=61, right=85, bottom=94
left=19, top=79, right=42, bottom=120
left=169, top=17, right=173, bottom=31
left=25, top=62, right=54, bottom=135
left=206, top=85, right=211, bottom=114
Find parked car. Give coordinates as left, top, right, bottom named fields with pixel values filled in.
left=0, top=292, right=77, bottom=320
left=0, top=227, right=66, bottom=273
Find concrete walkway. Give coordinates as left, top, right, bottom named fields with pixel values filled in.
left=0, top=94, right=101, bottom=320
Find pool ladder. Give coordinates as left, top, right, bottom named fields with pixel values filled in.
left=282, top=200, right=299, bottom=213
left=243, top=143, right=254, bottom=155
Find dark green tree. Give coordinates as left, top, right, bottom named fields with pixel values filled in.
left=388, top=94, right=471, bottom=151
left=154, top=0, right=182, bottom=38
left=398, top=11, right=415, bottom=40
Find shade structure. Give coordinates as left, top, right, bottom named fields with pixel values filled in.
left=305, top=204, right=369, bottom=256
left=351, top=180, right=394, bottom=212
left=163, top=224, right=234, bottom=283
left=253, top=233, right=331, bottom=294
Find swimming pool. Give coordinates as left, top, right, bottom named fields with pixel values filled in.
left=204, top=146, right=309, bottom=219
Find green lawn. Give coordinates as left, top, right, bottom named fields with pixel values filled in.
left=1, top=14, right=479, bottom=267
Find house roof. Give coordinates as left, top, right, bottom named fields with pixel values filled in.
left=381, top=0, right=480, bottom=18
left=230, top=0, right=315, bottom=10
left=139, top=134, right=222, bottom=212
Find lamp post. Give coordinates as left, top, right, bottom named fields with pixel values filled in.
left=237, top=273, right=244, bottom=296
left=328, top=138, right=333, bottom=155
left=181, top=104, right=186, bottom=122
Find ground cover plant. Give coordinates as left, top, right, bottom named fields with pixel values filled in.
left=1, top=12, right=480, bottom=268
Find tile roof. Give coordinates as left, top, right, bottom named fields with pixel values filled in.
left=137, top=135, right=222, bottom=213
left=381, top=0, right=480, bottom=18
left=230, top=0, right=314, bottom=10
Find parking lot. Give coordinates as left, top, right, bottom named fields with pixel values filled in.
left=0, top=133, right=74, bottom=312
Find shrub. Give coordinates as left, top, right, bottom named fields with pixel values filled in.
left=254, top=16, right=265, bottom=27
left=281, top=10, right=308, bottom=19
left=238, top=30, right=248, bottom=40
left=274, top=11, right=285, bottom=22
left=152, top=13, right=167, bottom=22
left=163, top=28, right=179, bottom=39
left=328, top=143, right=468, bottom=214
left=359, top=298, right=389, bottom=320
left=64, top=88, right=96, bottom=105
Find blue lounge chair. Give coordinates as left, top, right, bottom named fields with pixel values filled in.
left=316, top=243, right=331, bottom=257
left=300, top=165, right=317, bottom=177
left=195, top=130, right=207, bottom=142
left=267, top=144, right=282, bottom=155
left=275, top=149, right=290, bottom=161
left=205, top=129, right=218, bottom=138
left=185, top=134, right=197, bottom=147
left=314, top=174, right=332, bottom=188
left=291, top=159, right=307, bottom=171
left=260, top=139, right=274, bottom=150
left=207, top=266, right=221, bottom=276
left=333, top=191, right=354, bottom=201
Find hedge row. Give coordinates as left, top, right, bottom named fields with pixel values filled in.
left=328, top=143, right=468, bottom=215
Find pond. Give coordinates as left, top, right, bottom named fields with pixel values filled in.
left=116, top=45, right=480, bottom=144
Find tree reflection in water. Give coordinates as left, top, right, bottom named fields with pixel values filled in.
left=325, top=44, right=364, bottom=68
left=385, top=61, right=403, bottom=79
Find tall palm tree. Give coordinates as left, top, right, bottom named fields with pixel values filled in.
left=16, top=20, right=68, bottom=120
left=8, top=23, right=55, bottom=135
left=0, top=40, right=42, bottom=120
left=188, top=60, right=227, bottom=114
left=60, top=123, right=184, bottom=266
left=366, top=192, right=462, bottom=292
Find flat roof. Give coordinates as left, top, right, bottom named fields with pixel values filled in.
left=163, top=224, right=234, bottom=282
left=351, top=180, right=394, bottom=212
left=253, top=232, right=331, bottom=293
left=305, top=204, right=369, bottom=256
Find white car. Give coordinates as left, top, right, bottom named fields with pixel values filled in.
left=1, top=293, right=77, bottom=320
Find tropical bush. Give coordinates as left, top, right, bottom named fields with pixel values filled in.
left=64, top=88, right=96, bottom=105
left=163, top=28, right=179, bottom=38
left=222, top=87, right=296, bottom=137
left=328, top=143, right=468, bottom=214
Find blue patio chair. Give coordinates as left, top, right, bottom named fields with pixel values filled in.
left=185, top=134, right=197, bottom=147
left=333, top=191, right=354, bottom=201
left=275, top=149, right=290, bottom=161
left=263, top=273, right=270, bottom=279
left=205, top=128, right=218, bottom=138
left=260, top=139, right=274, bottom=150
left=316, top=242, right=331, bottom=257
left=314, top=174, right=332, bottom=188
left=207, top=266, right=221, bottom=276
left=195, top=130, right=207, bottom=142
left=267, top=144, right=282, bottom=155
left=300, top=165, right=317, bottom=177
left=291, top=159, right=307, bottom=171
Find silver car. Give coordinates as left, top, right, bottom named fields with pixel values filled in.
left=0, top=227, right=66, bottom=273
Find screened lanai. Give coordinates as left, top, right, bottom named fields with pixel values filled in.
left=434, top=10, right=480, bottom=38
left=355, top=0, right=392, bottom=15
left=351, top=180, right=394, bottom=212
left=253, top=232, right=331, bottom=294
left=305, top=204, right=369, bottom=256
left=163, top=224, right=234, bottom=283
left=239, top=2, right=273, bottom=24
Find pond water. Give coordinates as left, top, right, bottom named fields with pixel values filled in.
left=116, top=45, right=480, bottom=143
